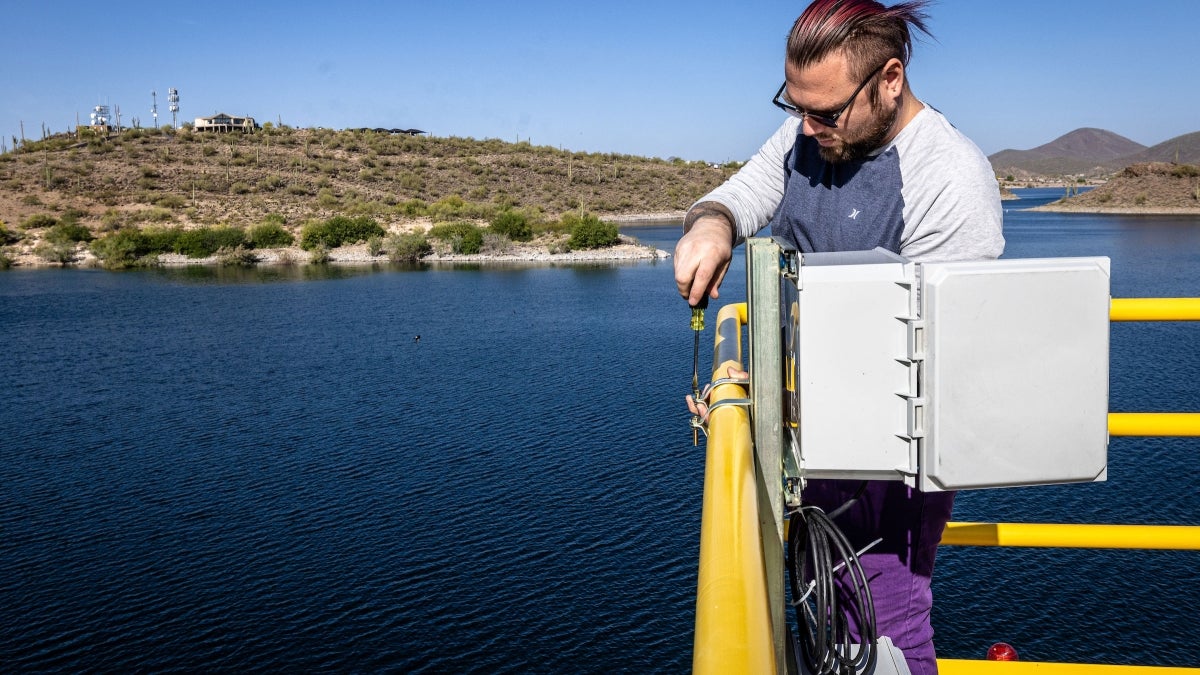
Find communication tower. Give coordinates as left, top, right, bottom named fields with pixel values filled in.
left=90, top=104, right=111, bottom=129
left=151, top=90, right=158, bottom=129
left=168, top=88, right=180, bottom=129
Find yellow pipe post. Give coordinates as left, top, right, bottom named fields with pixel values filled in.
left=940, top=659, right=1200, bottom=675
left=942, top=522, right=1200, bottom=550
left=693, top=303, right=776, bottom=675
left=1108, top=412, right=1200, bottom=436
left=1110, top=297, right=1200, bottom=321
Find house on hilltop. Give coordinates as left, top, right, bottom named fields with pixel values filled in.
left=194, top=113, right=258, bottom=133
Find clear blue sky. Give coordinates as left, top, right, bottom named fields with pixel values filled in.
left=3, top=1, right=1197, bottom=162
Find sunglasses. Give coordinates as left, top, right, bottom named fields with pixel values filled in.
left=771, top=64, right=885, bottom=129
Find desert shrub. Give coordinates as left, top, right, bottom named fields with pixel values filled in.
left=45, top=221, right=93, bottom=244
left=489, top=209, right=532, bottom=241
left=22, top=213, right=57, bottom=230
left=427, top=195, right=491, bottom=222
left=395, top=198, right=428, bottom=217
left=141, top=226, right=183, bottom=252
left=298, top=215, right=385, bottom=250
left=0, top=249, right=12, bottom=269
left=398, top=172, right=423, bottom=191
left=367, top=235, right=384, bottom=256
left=309, top=245, right=331, bottom=264
left=174, top=226, right=248, bottom=258
left=427, top=195, right=467, bottom=221
left=129, top=207, right=174, bottom=223
left=455, top=227, right=484, bottom=254
left=260, top=175, right=287, bottom=191
left=387, top=232, right=432, bottom=262
left=216, top=246, right=259, bottom=266
left=564, top=213, right=619, bottom=250
left=427, top=221, right=484, bottom=254
left=482, top=232, right=511, bottom=254
left=155, top=194, right=188, bottom=209
left=427, top=221, right=478, bottom=242
left=317, top=187, right=340, bottom=208
left=34, top=240, right=77, bottom=264
left=248, top=219, right=294, bottom=248
left=1170, top=164, right=1200, bottom=178
left=344, top=198, right=387, bottom=216
left=59, top=208, right=89, bottom=224
left=90, top=228, right=168, bottom=268
left=0, top=222, right=22, bottom=244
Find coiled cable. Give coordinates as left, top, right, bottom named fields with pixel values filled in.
left=787, top=486, right=878, bottom=675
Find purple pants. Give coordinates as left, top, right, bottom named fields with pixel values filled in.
left=801, top=479, right=955, bottom=675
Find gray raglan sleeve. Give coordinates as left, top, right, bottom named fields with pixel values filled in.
left=688, top=119, right=800, bottom=244
left=897, top=114, right=1005, bottom=263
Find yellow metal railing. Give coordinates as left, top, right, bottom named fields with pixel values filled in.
left=939, top=661, right=1200, bottom=675
left=1108, top=412, right=1200, bottom=436
left=1110, top=297, right=1200, bottom=321
left=692, top=295, right=1200, bottom=674
left=693, top=303, right=776, bottom=675
left=1108, top=299, right=1200, bottom=436
left=941, top=522, right=1200, bottom=550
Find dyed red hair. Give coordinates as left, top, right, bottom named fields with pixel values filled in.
left=787, top=0, right=933, bottom=83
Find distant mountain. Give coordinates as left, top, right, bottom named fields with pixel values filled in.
left=1115, top=131, right=1200, bottom=166
left=989, top=128, right=1147, bottom=177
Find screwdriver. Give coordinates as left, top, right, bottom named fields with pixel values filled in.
left=691, top=297, right=708, bottom=445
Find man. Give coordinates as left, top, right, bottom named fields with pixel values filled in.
left=676, top=1, right=1004, bottom=673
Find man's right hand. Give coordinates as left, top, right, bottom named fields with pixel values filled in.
left=674, top=205, right=735, bottom=306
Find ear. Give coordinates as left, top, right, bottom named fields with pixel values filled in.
left=880, top=58, right=905, bottom=99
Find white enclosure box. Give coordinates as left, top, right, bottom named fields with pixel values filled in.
left=782, top=248, right=1110, bottom=491
left=915, top=258, right=1110, bottom=491
left=783, top=249, right=914, bottom=480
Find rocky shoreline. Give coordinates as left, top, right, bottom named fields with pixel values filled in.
left=1031, top=204, right=1200, bottom=215
left=6, top=216, right=683, bottom=269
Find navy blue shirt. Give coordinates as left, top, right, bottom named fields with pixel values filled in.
left=770, top=135, right=906, bottom=254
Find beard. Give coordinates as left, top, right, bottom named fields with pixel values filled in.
left=817, top=98, right=899, bottom=163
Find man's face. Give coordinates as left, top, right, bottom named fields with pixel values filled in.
left=782, top=53, right=898, bottom=163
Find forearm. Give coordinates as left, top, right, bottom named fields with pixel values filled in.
left=683, top=202, right=735, bottom=240
left=688, top=118, right=796, bottom=244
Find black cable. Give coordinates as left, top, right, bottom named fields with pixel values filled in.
left=787, top=491, right=878, bottom=675
left=824, top=480, right=868, bottom=521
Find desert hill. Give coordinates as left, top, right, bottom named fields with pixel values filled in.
left=989, top=128, right=1148, bottom=178
left=1115, top=131, right=1200, bottom=167
left=0, top=126, right=734, bottom=239
left=1036, top=162, right=1200, bottom=213
left=990, top=127, right=1200, bottom=181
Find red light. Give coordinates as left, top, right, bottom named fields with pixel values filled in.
left=987, top=642, right=1019, bottom=661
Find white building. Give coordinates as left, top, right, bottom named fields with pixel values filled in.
left=193, top=113, right=258, bottom=133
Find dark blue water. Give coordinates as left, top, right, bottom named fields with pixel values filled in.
left=1, top=191, right=1197, bottom=671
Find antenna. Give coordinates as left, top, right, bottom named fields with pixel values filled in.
left=151, top=90, right=158, bottom=129
left=168, top=88, right=180, bottom=129
left=90, top=104, right=111, bottom=129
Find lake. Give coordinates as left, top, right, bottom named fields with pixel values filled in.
left=1, top=188, right=1197, bottom=671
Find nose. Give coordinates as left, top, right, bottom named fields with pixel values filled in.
left=799, top=115, right=827, bottom=136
